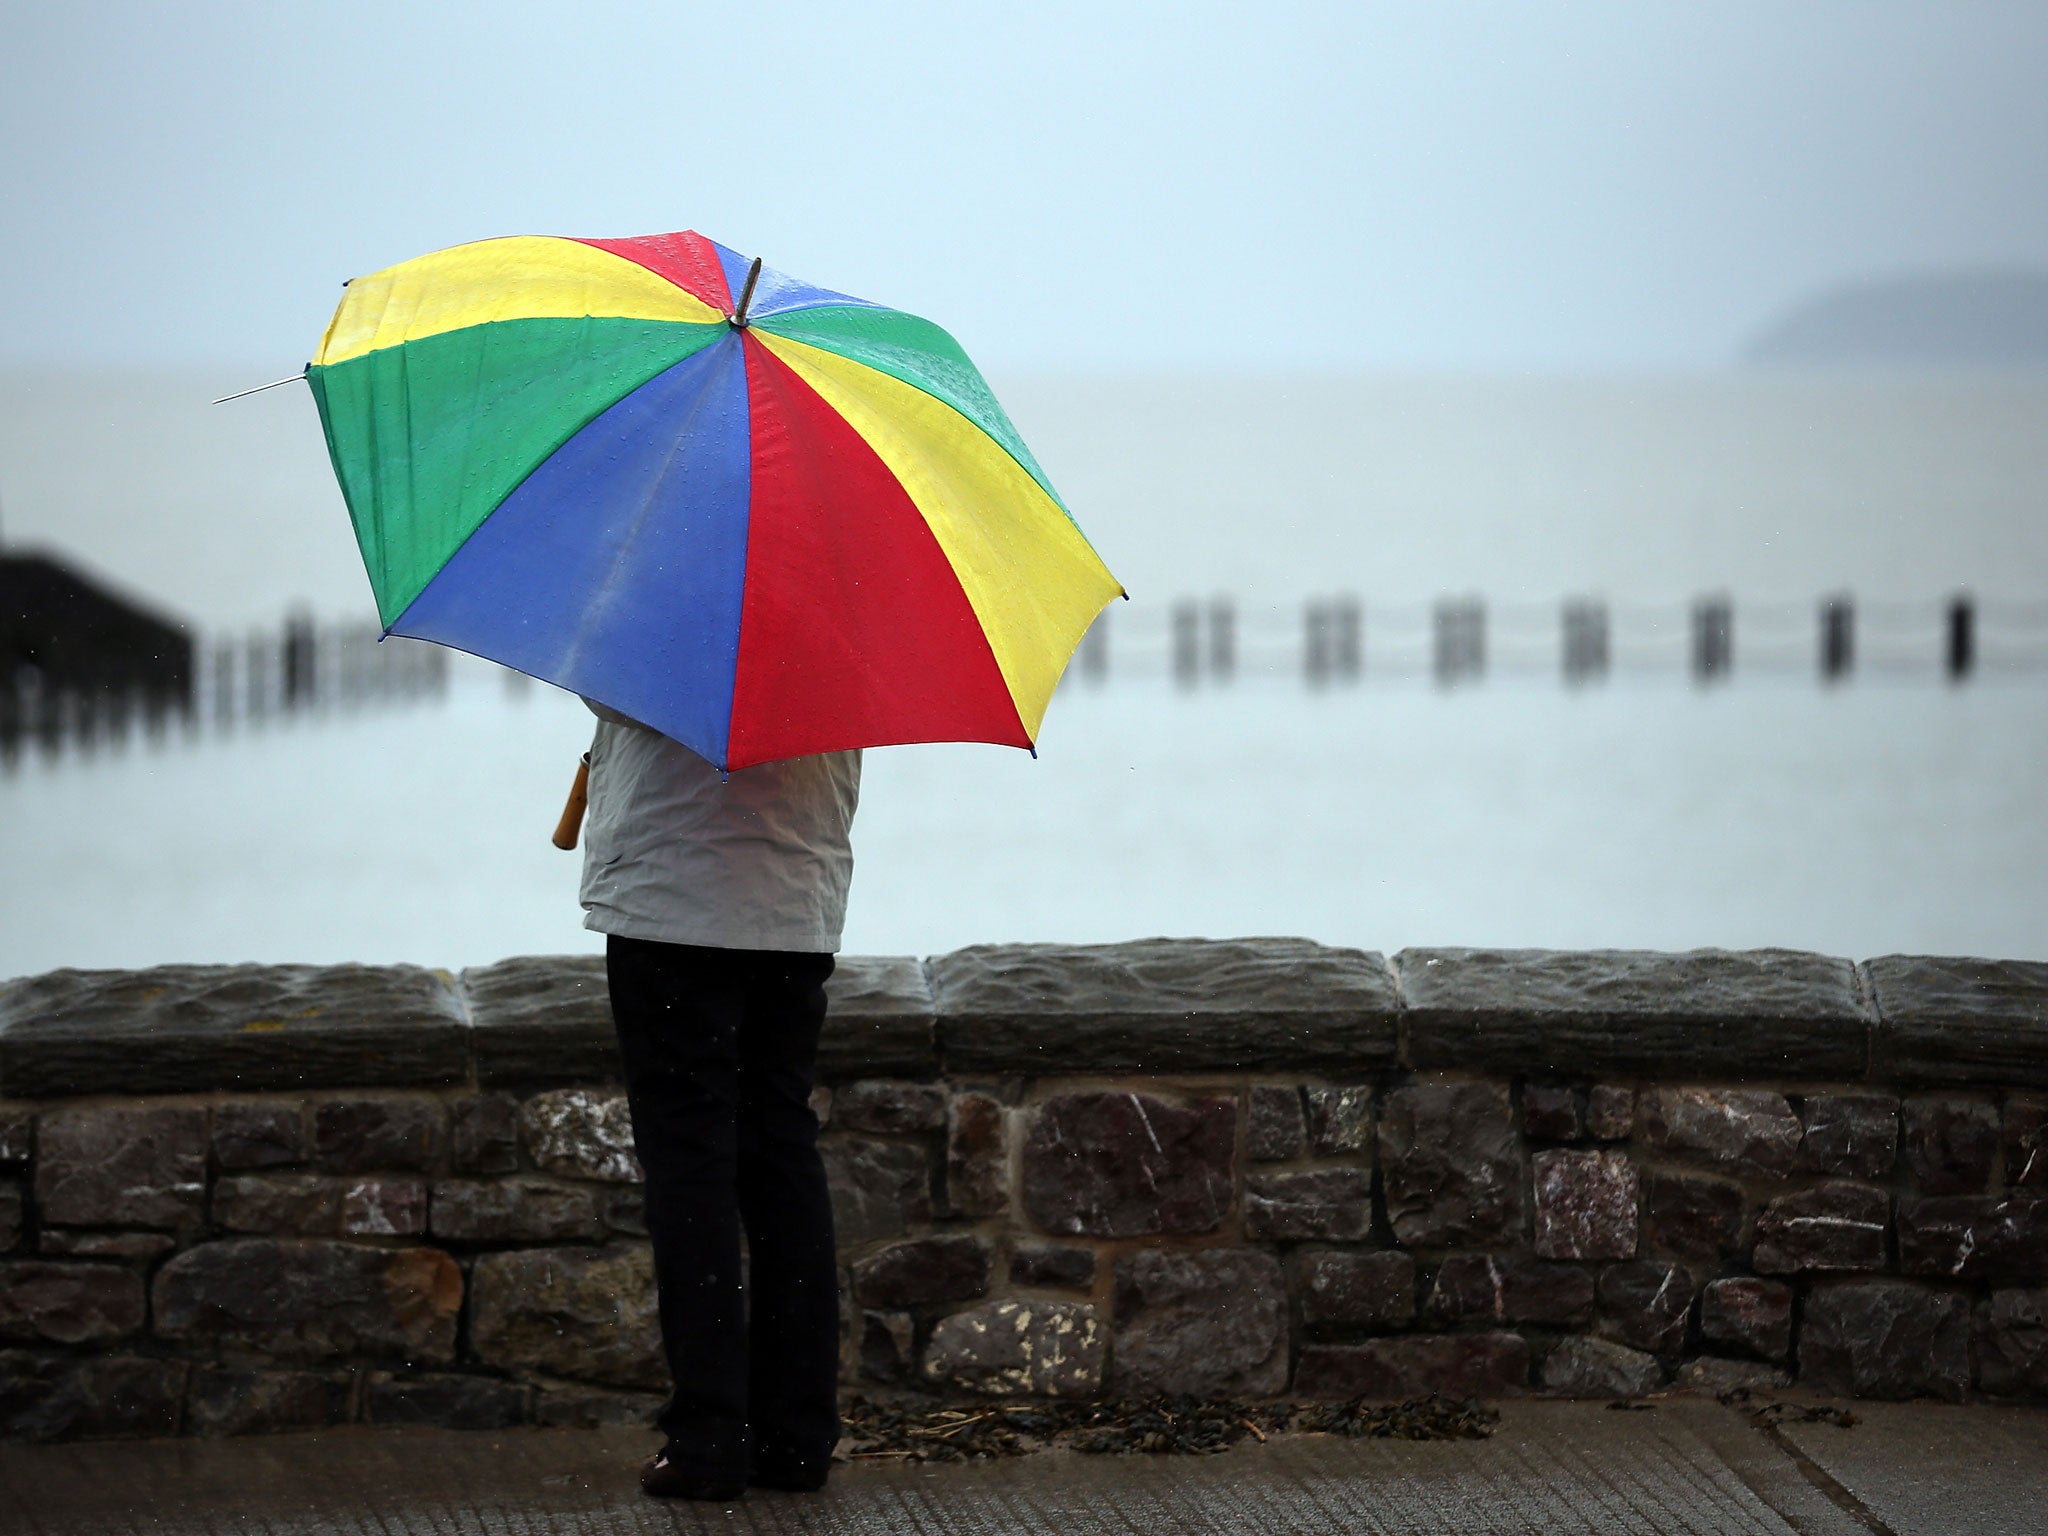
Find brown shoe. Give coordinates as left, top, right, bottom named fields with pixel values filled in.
left=641, top=1447, right=745, bottom=1502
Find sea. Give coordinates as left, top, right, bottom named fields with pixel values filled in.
left=1, top=367, right=2043, bottom=977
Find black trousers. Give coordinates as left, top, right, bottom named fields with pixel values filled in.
left=606, top=935, right=841, bottom=1478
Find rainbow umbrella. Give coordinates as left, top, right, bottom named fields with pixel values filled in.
left=307, top=230, right=1122, bottom=770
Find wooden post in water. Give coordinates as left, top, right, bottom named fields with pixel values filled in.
left=1947, top=595, right=1975, bottom=682
left=1303, top=600, right=1331, bottom=686
left=1331, top=596, right=1362, bottom=682
left=1820, top=595, right=1854, bottom=682
left=1691, top=596, right=1732, bottom=683
left=1170, top=600, right=1201, bottom=688
left=1207, top=597, right=1236, bottom=684
left=1562, top=598, right=1609, bottom=683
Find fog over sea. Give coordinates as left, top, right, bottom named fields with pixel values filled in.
left=2, top=367, right=2044, bottom=977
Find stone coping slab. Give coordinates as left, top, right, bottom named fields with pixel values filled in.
left=1397, top=947, right=1870, bottom=1079
left=2, top=942, right=2045, bottom=1098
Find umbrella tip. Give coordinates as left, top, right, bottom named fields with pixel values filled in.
left=731, top=258, right=764, bottom=328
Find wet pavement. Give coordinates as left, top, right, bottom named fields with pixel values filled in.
left=3, top=1397, right=2045, bottom=1535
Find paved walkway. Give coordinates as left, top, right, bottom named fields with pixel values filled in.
left=4, top=1397, right=2046, bottom=1535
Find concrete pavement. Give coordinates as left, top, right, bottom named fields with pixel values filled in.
left=3, top=1398, right=2045, bottom=1536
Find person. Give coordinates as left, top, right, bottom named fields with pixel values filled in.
left=576, top=698, right=861, bottom=1501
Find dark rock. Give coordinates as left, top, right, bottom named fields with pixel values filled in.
left=36, top=1230, right=173, bottom=1260
left=312, top=1095, right=442, bottom=1174
left=1640, top=1168, right=1748, bottom=1263
left=533, top=1387, right=664, bottom=1428
left=1305, top=1086, right=1374, bottom=1155
left=1899, top=1194, right=2048, bottom=1282
left=1642, top=1088, right=1801, bottom=1178
left=859, top=1310, right=916, bottom=1382
left=1427, top=1253, right=1593, bottom=1326
left=1699, top=1277, right=1794, bottom=1362
left=1111, top=1249, right=1287, bottom=1396
left=815, top=956, right=939, bottom=1081
left=1677, top=1358, right=1792, bottom=1395
left=211, top=1101, right=306, bottom=1171
left=1800, top=1280, right=1970, bottom=1401
left=836, top=1080, right=948, bottom=1135
left=213, top=1174, right=343, bottom=1235
left=603, top=1190, right=646, bottom=1236
left=1378, top=1082, right=1523, bottom=1247
left=0, top=1352, right=186, bottom=1442
left=945, top=1092, right=1008, bottom=1217
left=0, top=1182, right=18, bottom=1251
left=931, top=939, right=1397, bottom=1073
left=1976, top=1288, right=2048, bottom=1398
left=519, top=1089, right=641, bottom=1183
left=1246, top=1085, right=1306, bottom=1162
left=823, top=1136, right=932, bottom=1245
left=35, top=1104, right=207, bottom=1229
left=1294, top=1334, right=1529, bottom=1400
left=1533, top=1149, right=1639, bottom=1260
left=1541, top=1337, right=1661, bottom=1398
left=0, top=1106, right=31, bottom=1162
left=1902, top=1094, right=2000, bottom=1195
left=462, top=955, right=616, bottom=1085
left=153, top=1238, right=461, bottom=1363
left=449, top=1093, right=521, bottom=1176
left=1245, top=1168, right=1372, bottom=1241
left=430, top=1179, right=604, bottom=1243
left=184, top=1367, right=352, bottom=1436
left=1009, top=1243, right=1096, bottom=1290
left=344, top=1179, right=426, bottom=1237
left=1298, top=1251, right=1416, bottom=1331
left=1021, top=1092, right=1235, bottom=1238
left=1596, top=1260, right=1694, bottom=1353
left=851, top=1235, right=992, bottom=1307
left=0, top=963, right=467, bottom=1095
left=2007, top=1095, right=2048, bottom=1188
left=1398, top=948, right=1867, bottom=1078
left=0, top=1261, right=145, bottom=1344
left=1523, top=1084, right=1584, bottom=1141
left=365, top=1372, right=528, bottom=1429
left=1754, top=1181, right=1890, bottom=1273
left=921, top=1300, right=1103, bottom=1396
left=1586, top=1086, right=1635, bottom=1141
left=1867, top=954, right=2048, bottom=1088
left=469, top=1244, right=662, bottom=1389
left=1798, top=1093, right=1899, bottom=1179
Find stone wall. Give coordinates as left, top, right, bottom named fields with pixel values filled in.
left=0, top=940, right=2043, bottom=1441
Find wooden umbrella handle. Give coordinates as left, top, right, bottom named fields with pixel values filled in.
left=551, top=756, right=591, bottom=850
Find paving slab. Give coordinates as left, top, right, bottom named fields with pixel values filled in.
left=1776, top=1400, right=2048, bottom=1536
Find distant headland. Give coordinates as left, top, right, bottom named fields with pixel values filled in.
left=1747, top=269, right=2048, bottom=368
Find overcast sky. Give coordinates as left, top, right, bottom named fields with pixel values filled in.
left=5, top=0, right=2046, bottom=373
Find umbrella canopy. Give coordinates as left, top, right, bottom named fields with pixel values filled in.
left=307, top=231, right=1122, bottom=770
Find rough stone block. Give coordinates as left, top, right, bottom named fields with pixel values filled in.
left=1797, top=1093, right=1898, bottom=1179
left=1586, top=1086, right=1635, bottom=1141
left=449, top=1093, right=521, bottom=1176
left=836, top=1081, right=948, bottom=1135
left=1976, top=1288, right=2048, bottom=1398
left=1378, top=1081, right=1523, bottom=1247
left=533, top=1387, right=665, bottom=1428
left=213, top=1174, right=345, bottom=1236
left=931, top=939, right=1397, bottom=1073
left=429, top=1179, right=605, bottom=1243
left=818, top=956, right=939, bottom=1080
left=1899, top=1194, right=2048, bottom=1282
left=603, top=1190, right=646, bottom=1236
left=1641, top=1088, right=1800, bottom=1178
left=0, top=1261, right=146, bottom=1345
left=1427, top=1254, right=1593, bottom=1326
left=944, top=1092, right=1008, bottom=1217
left=1294, top=1334, right=1529, bottom=1400
left=1677, top=1358, right=1792, bottom=1396
left=0, top=1106, right=31, bottom=1162
left=313, top=1095, right=442, bottom=1174
left=1639, top=1168, right=1747, bottom=1263
left=470, top=1244, right=662, bottom=1389
left=519, top=1088, right=641, bottom=1183
left=341, top=1179, right=426, bottom=1237
left=1298, top=1251, right=1416, bottom=1331
left=921, top=1300, right=1103, bottom=1396
left=1010, top=1244, right=1096, bottom=1290
left=823, top=1136, right=931, bottom=1245
left=1596, top=1261, right=1694, bottom=1354
left=1021, top=1092, right=1235, bottom=1238
left=1902, top=1094, right=2000, bottom=1195
left=1523, top=1084, right=1584, bottom=1141
left=851, top=1235, right=992, bottom=1307
left=860, top=1311, right=916, bottom=1382
left=153, top=1239, right=461, bottom=1363
left=1398, top=948, right=1867, bottom=1078
left=211, top=1101, right=306, bottom=1171
left=463, top=955, right=616, bottom=1085
left=1800, top=1280, right=1970, bottom=1401
left=35, top=1104, right=207, bottom=1229
left=1541, top=1336, right=1661, bottom=1398
left=1754, top=1181, right=1889, bottom=1273
left=1867, top=954, right=2048, bottom=1088
left=1698, top=1277, right=1794, bottom=1362
left=184, top=1367, right=352, bottom=1436
left=36, top=1230, right=173, bottom=1260
left=1533, top=1149, right=1639, bottom=1260
left=0, top=1352, right=186, bottom=1442
left=2007, top=1095, right=2048, bottom=1188
left=365, top=1372, right=529, bottom=1430
left=1246, top=1085, right=1306, bottom=1162
left=1111, top=1249, right=1287, bottom=1396
left=1305, top=1086, right=1374, bottom=1155
left=1245, top=1168, right=1371, bottom=1242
